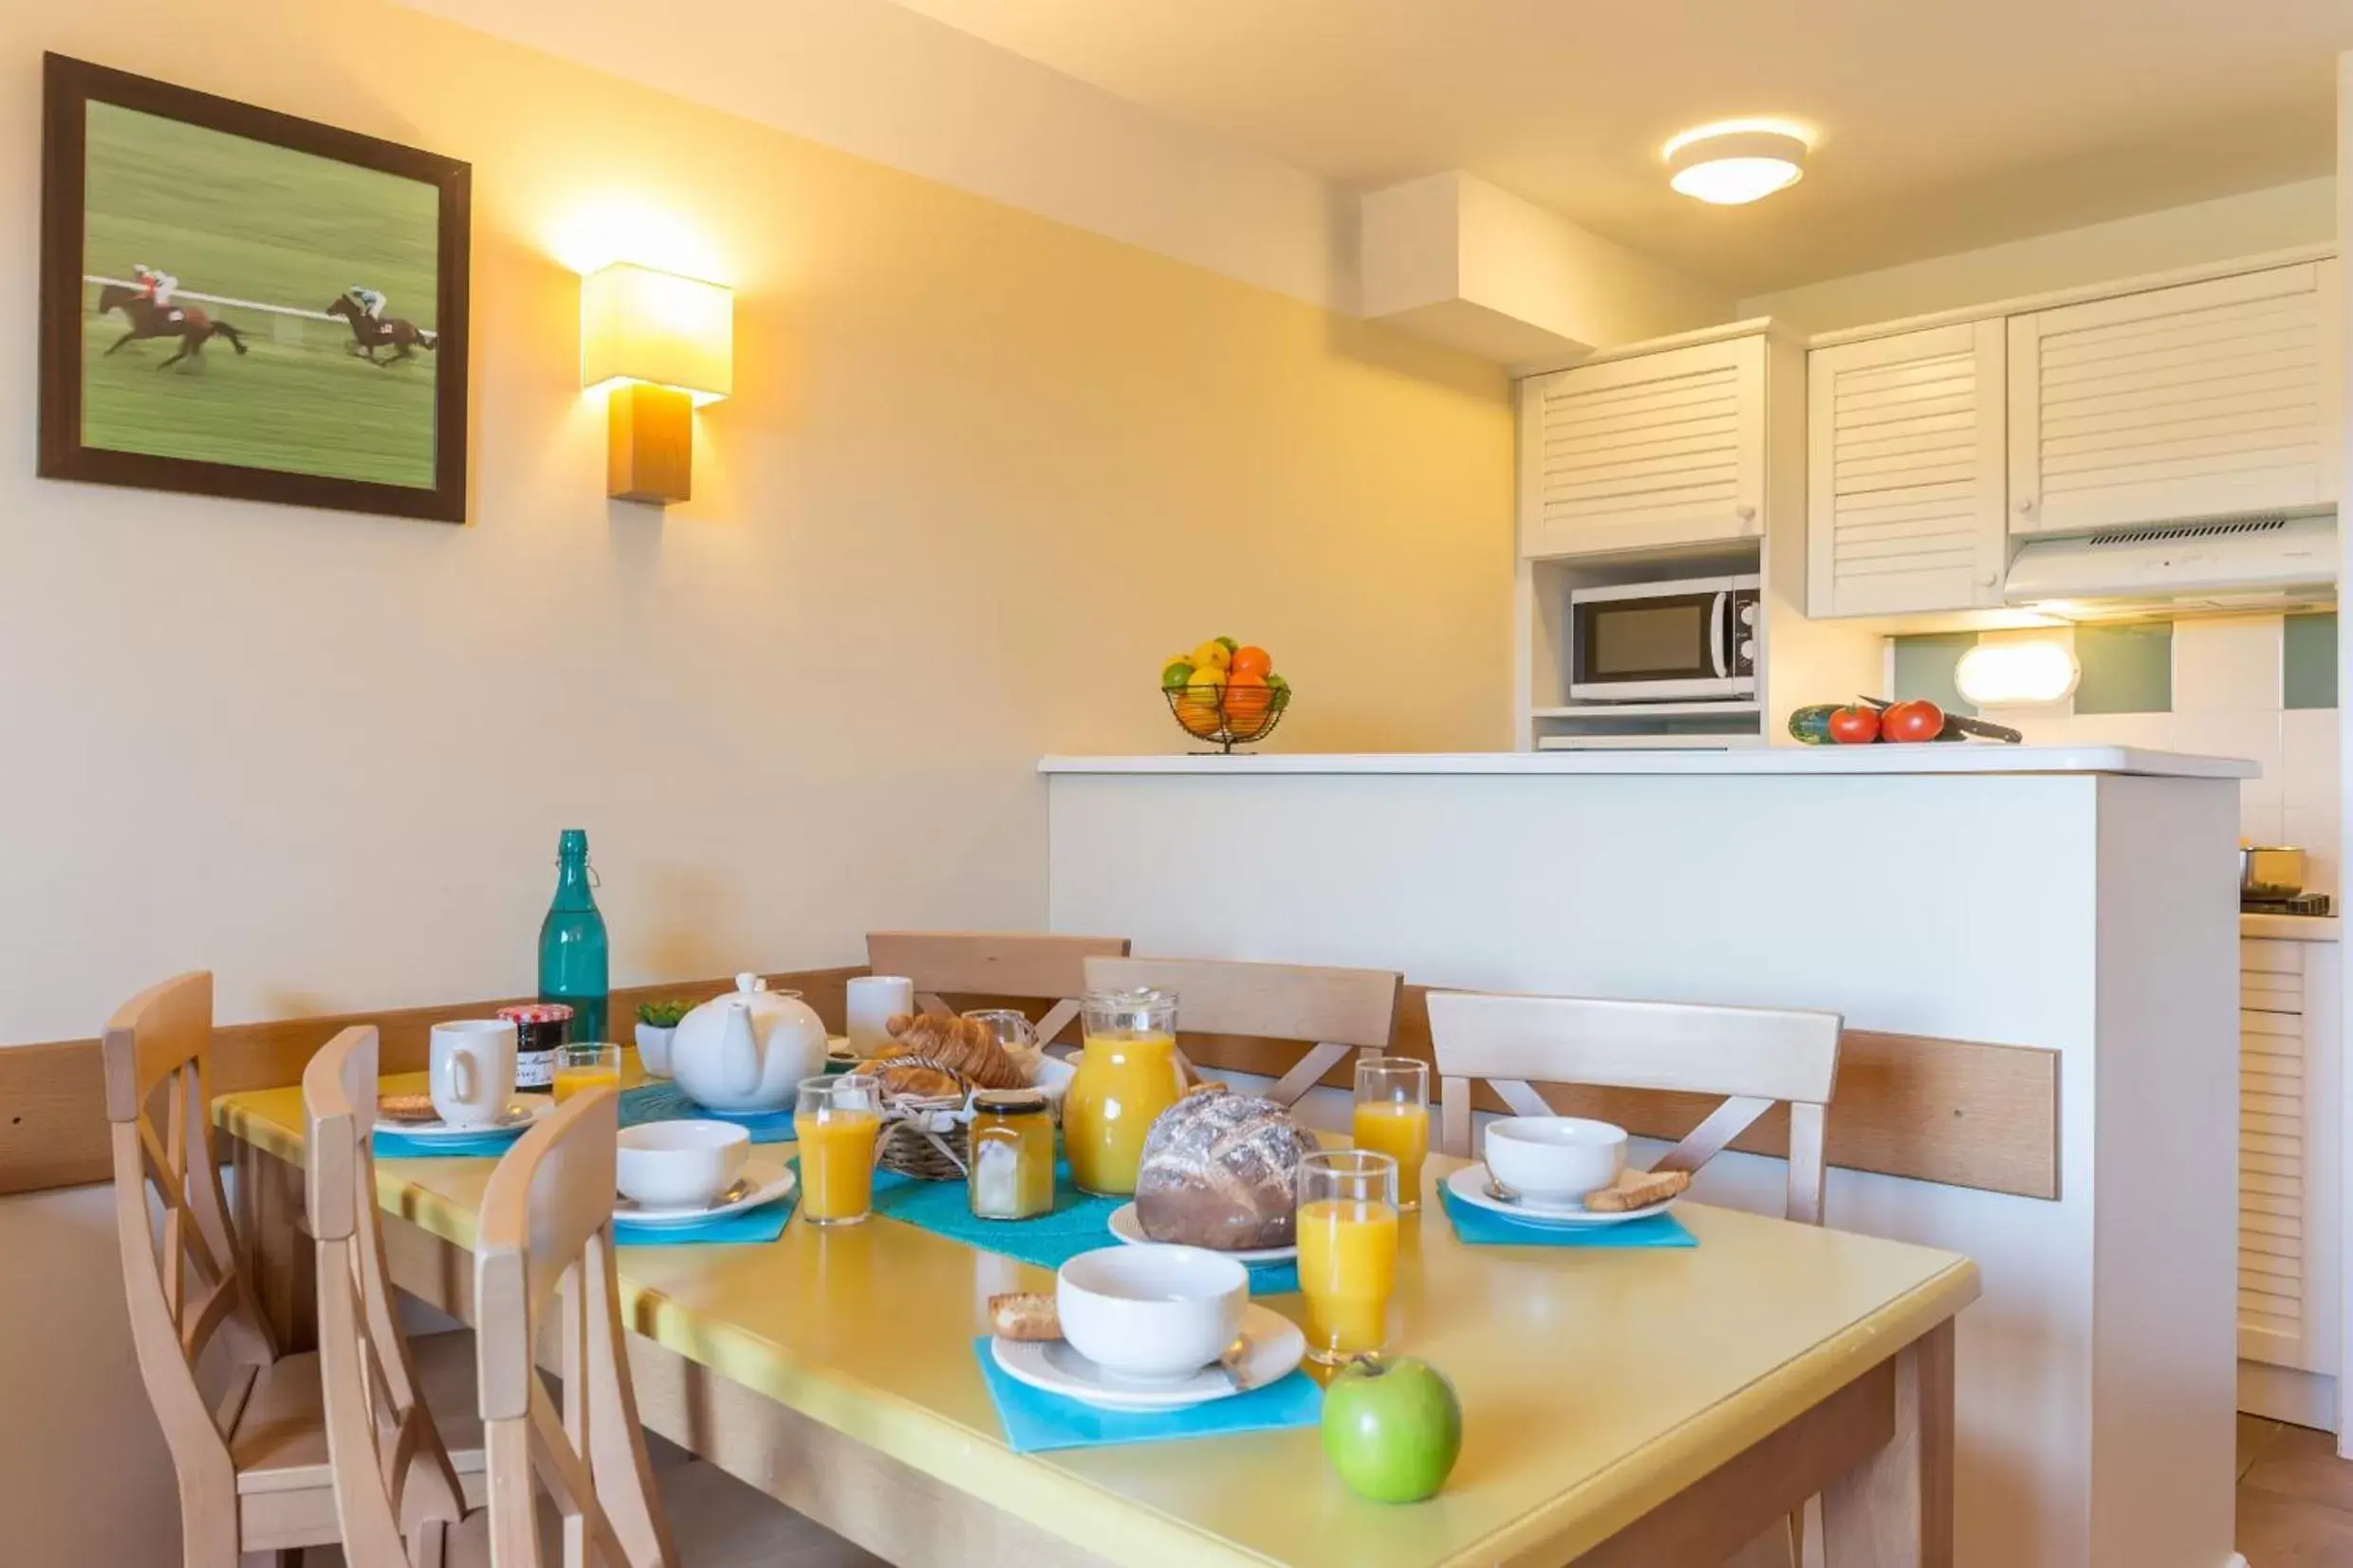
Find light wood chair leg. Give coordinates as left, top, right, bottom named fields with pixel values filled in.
left=1822, top=1320, right=1955, bottom=1568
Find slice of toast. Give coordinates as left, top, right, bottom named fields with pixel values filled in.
left=1583, top=1167, right=1692, bottom=1213
left=377, top=1094, right=440, bottom=1125
left=988, top=1292, right=1063, bottom=1342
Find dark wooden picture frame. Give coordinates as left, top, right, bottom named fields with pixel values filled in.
left=38, top=54, right=471, bottom=523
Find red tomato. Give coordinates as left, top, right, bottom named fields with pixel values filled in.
left=1826, top=706, right=1881, bottom=745
left=1880, top=699, right=1946, bottom=744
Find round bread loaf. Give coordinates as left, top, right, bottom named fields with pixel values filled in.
left=1134, top=1089, right=1312, bottom=1250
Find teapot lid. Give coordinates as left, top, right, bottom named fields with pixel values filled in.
left=735, top=972, right=767, bottom=994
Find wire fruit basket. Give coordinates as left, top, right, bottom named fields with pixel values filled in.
left=1162, top=682, right=1292, bottom=754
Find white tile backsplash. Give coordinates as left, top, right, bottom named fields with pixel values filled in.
left=2243, top=802, right=2287, bottom=849
left=2284, top=805, right=2341, bottom=894
left=2172, top=615, right=2283, bottom=712
left=2175, top=710, right=2283, bottom=807
left=2282, top=709, right=2340, bottom=812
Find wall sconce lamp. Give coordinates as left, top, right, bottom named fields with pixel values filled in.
left=581, top=263, right=732, bottom=505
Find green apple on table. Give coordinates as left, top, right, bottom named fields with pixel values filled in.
left=1321, top=1355, right=1463, bottom=1503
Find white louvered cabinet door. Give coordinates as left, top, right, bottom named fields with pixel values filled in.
left=2010, top=262, right=2337, bottom=537
left=2236, top=934, right=2338, bottom=1379
left=1519, top=335, right=1765, bottom=559
left=1806, top=322, right=2007, bottom=618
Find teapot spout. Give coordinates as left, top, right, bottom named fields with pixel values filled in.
left=718, top=1001, right=765, bottom=1100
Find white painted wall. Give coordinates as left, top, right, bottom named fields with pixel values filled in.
left=1741, top=179, right=2336, bottom=333
left=2336, top=46, right=2353, bottom=1464
left=1360, top=172, right=1730, bottom=362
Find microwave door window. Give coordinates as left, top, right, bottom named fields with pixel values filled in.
left=1587, top=602, right=1712, bottom=681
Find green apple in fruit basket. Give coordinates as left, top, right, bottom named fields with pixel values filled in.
left=1322, top=1355, right=1463, bottom=1503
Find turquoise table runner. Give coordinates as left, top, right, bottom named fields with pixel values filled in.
left=615, top=1190, right=797, bottom=1246
left=873, top=1164, right=1300, bottom=1294
left=372, top=1126, right=527, bottom=1159
left=1436, top=1182, right=1695, bottom=1247
left=971, top=1337, right=1322, bottom=1454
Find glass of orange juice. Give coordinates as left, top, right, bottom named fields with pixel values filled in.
left=1296, top=1149, right=1399, bottom=1364
left=794, top=1073, right=882, bottom=1227
left=1351, top=1057, right=1429, bottom=1211
left=551, top=1042, right=621, bottom=1103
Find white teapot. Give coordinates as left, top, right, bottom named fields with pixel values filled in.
left=667, top=973, right=830, bottom=1113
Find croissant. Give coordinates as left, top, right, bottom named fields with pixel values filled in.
left=880, top=1012, right=1027, bottom=1090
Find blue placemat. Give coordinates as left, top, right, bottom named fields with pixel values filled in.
left=1437, top=1181, right=1695, bottom=1247
left=372, top=1126, right=528, bottom=1159
left=873, top=1165, right=1300, bottom=1294
left=619, top=1080, right=797, bottom=1143
left=972, top=1337, right=1322, bottom=1453
left=616, top=1191, right=796, bottom=1247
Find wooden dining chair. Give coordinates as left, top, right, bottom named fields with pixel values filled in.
left=1081, top=955, right=1402, bottom=1107
left=1426, top=989, right=1843, bottom=1568
left=305, top=1024, right=489, bottom=1566
left=473, top=1083, right=679, bottom=1567
left=866, top=930, right=1130, bottom=1047
left=104, top=970, right=343, bottom=1567
left=1423, top=989, right=1843, bottom=1223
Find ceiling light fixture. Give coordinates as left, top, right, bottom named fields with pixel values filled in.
left=1663, top=122, right=1809, bottom=206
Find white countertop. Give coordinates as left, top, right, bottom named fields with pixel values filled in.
left=1040, top=747, right=2257, bottom=780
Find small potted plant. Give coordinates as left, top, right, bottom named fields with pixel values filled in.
left=634, top=999, right=692, bottom=1078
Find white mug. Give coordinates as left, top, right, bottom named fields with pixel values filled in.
left=845, top=975, right=915, bottom=1052
left=430, top=1020, right=518, bottom=1129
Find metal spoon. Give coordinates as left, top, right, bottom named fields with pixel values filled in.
left=1215, top=1333, right=1255, bottom=1393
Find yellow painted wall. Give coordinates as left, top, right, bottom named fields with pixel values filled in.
left=0, top=7, right=1508, bottom=1558
left=0, top=0, right=1511, bottom=1046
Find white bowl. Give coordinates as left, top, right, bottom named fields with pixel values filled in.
left=1057, top=1245, right=1248, bottom=1385
left=616, top=1121, right=750, bottom=1209
left=1484, top=1116, right=1627, bottom=1202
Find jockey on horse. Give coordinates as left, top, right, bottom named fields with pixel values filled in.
left=134, top=264, right=183, bottom=325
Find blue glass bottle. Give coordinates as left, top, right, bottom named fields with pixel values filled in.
left=538, top=829, right=609, bottom=1043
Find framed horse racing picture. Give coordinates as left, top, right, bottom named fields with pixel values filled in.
left=38, top=54, right=470, bottom=523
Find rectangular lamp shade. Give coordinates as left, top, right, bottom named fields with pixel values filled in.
left=581, top=263, right=732, bottom=401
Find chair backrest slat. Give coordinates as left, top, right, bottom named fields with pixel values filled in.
left=475, top=1086, right=676, bottom=1568
left=103, top=971, right=277, bottom=1525
left=1082, top=956, right=1403, bottom=1107
left=305, top=1026, right=468, bottom=1568
left=867, top=931, right=1129, bottom=1043
left=1426, top=990, right=1842, bottom=1224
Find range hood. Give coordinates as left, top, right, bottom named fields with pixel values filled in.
left=2004, top=512, right=2337, bottom=619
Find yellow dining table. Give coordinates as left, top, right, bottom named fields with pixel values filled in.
left=215, top=1071, right=1977, bottom=1568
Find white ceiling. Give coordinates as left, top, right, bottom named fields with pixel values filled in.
left=881, top=0, right=2352, bottom=295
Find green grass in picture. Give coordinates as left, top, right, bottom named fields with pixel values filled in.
left=80, top=101, right=440, bottom=489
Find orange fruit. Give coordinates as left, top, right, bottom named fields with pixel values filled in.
left=1174, top=689, right=1225, bottom=737
left=1230, top=645, right=1273, bottom=679
left=1222, top=670, right=1271, bottom=726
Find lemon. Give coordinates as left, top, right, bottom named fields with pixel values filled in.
left=1190, top=639, right=1232, bottom=673
left=1161, top=660, right=1195, bottom=691
left=1186, top=662, right=1228, bottom=689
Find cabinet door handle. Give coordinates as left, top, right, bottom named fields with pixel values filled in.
left=1735, top=504, right=1757, bottom=523
left=1977, top=570, right=2000, bottom=588
left=2017, top=497, right=2036, bottom=514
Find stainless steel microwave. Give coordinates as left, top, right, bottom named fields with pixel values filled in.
left=1566, top=575, right=1759, bottom=701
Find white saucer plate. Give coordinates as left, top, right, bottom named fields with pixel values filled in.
left=615, top=1158, right=796, bottom=1226
left=1444, top=1163, right=1680, bottom=1227
left=1106, top=1202, right=1298, bottom=1264
left=386, top=1098, right=553, bottom=1141
left=991, top=1302, right=1304, bottom=1411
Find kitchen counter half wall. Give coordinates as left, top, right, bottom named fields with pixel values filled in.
left=2243, top=913, right=2342, bottom=941
left=1040, top=746, right=2256, bottom=780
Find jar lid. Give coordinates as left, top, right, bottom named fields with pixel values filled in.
left=498, top=1003, right=575, bottom=1024
left=973, top=1088, right=1050, bottom=1115
left=1082, top=986, right=1176, bottom=1008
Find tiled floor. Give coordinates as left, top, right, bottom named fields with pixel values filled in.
left=2240, top=1415, right=2353, bottom=1564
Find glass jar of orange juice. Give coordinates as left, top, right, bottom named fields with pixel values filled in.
left=1065, top=987, right=1181, bottom=1196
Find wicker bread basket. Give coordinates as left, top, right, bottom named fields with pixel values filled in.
left=870, top=1054, right=979, bottom=1180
